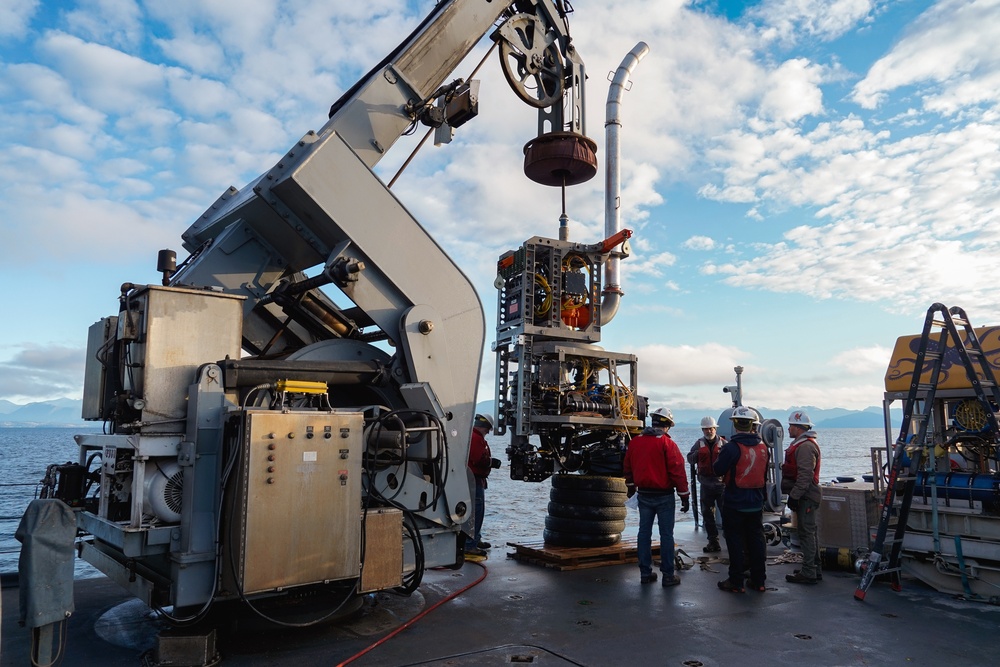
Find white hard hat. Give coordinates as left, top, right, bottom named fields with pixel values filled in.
left=730, top=406, right=761, bottom=424
left=474, top=413, right=494, bottom=431
left=651, top=407, right=674, bottom=426
left=700, top=416, right=718, bottom=429
left=788, top=411, right=812, bottom=427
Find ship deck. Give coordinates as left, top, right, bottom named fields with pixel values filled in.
left=3, top=522, right=998, bottom=666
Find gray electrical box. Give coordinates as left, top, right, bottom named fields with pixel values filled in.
left=82, top=316, right=118, bottom=420
left=235, top=410, right=364, bottom=595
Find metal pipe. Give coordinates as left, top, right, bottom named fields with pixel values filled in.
left=735, top=365, right=744, bottom=406
left=602, top=42, right=649, bottom=324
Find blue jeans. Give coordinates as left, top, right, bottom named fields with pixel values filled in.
left=466, top=480, right=486, bottom=547
left=637, top=493, right=676, bottom=577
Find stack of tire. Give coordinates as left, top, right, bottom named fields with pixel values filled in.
left=544, top=474, right=628, bottom=547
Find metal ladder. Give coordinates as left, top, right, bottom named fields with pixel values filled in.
left=854, top=303, right=1000, bottom=601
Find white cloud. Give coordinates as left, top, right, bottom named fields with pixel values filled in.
left=42, top=122, right=104, bottom=159
left=573, top=2, right=766, bottom=173
left=695, top=94, right=1000, bottom=317
left=0, top=182, right=175, bottom=265
left=620, top=162, right=664, bottom=224
left=114, top=106, right=182, bottom=145
left=64, top=0, right=144, bottom=50
left=852, top=0, right=1000, bottom=110
left=37, top=31, right=170, bottom=113
left=154, top=33, right=227, bottom=76
left=145, top=0, right=416, bottom=115
left=759, top=58, right=826, bottom=124
left=923, top=69, right=1000, bottom=116
left=0, top=145, right=85, bottom=186
left=635, top=342, right=749, bottom=388
left=0, top=343, right=86, bottom=402
left=165, top=74, right=240, bottom=118
left=684, top=235, right=716, bottom=250
left=0, top=0, right=38, bottom=39
left=831, top=345, right=893, bottom=376
left=753, top=0, right=877, bottom=44
left=96, top=156, right=149, bottom=178
left=0, top=63, right=107, bottom=129
left=753, top=379, right=887, bottom=411
left=631, top=339, right=890, bottom=410
left=620, top=251, right=678, bottom=279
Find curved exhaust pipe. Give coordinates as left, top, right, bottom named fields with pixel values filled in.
left=601, top=41, right=649, bottom=324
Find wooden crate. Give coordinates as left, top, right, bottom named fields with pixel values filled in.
left=507, top=537, right=663, bottom=571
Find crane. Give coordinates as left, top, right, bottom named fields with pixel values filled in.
left=43, top=0, right=598, bottom=622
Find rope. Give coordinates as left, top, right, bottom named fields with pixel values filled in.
left=769, top=549, right=803, bottom=565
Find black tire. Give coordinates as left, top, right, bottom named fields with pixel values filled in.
left=549, top=488, right=627, bottom=507
left=547, top=501, right=627, bottom=521
left=550, top=474, right=627, bottom=493
left=544, top=516, right=627, bottom=534
left=543, top=529, right=622, bottom=548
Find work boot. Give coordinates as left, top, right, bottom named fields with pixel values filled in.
left=785, top=571, right=818, bottom=585
left=703, top=538, right=721, bottom=553
left=794, top=568, right=822, bottom=581
left=640, top=572, right=658, bottom=584
left=477, top=540, right=492, bottom=549
left=717, top=578, right=745, bottom=593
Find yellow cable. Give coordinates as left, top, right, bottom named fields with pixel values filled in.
left=534, top=273, right=552, bottom=316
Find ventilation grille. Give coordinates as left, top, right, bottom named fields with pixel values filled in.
left=164, top=470, right=183, bottom=515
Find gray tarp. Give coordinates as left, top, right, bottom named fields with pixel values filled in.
left=15, top=498, right=76, bottom=628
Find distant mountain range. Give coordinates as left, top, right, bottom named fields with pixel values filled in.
left=1, top=398, right=898, bottom=429
left=672, top=405, right=899, bottom=429
left=0, top=399, right=88, bottom=427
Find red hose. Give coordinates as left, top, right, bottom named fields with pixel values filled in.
left=336, top=561, right=489, bottom=667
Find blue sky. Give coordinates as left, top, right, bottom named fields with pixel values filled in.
left=1, top=0, right=998, bottom=413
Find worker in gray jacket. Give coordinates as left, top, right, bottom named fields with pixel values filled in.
left=781, top=411, right=823, bottom=584
left=687, top=416, right=726, bottom=553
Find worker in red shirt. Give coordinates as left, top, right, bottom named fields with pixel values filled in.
left=466, top=413, right=500, bottom=556
left=624, top=407, right=690, bottom=587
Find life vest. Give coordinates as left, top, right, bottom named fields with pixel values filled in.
left=695, top=437, right=725, bottom=476
left=781, top=437, right=820, bottom=484
left=728, top=440, right=769, bottom=489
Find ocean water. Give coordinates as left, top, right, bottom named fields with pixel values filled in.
left=0, top=426, right=104, bottom=578
left=0, top=426, right=888, bottom=576
left=482, top=427, right=889, bottom=547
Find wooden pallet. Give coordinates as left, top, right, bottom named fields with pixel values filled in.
left=506, top=537, right=662, bottom=571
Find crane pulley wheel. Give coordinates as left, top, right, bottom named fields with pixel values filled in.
left=496, top=13, right=564, bottom=109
